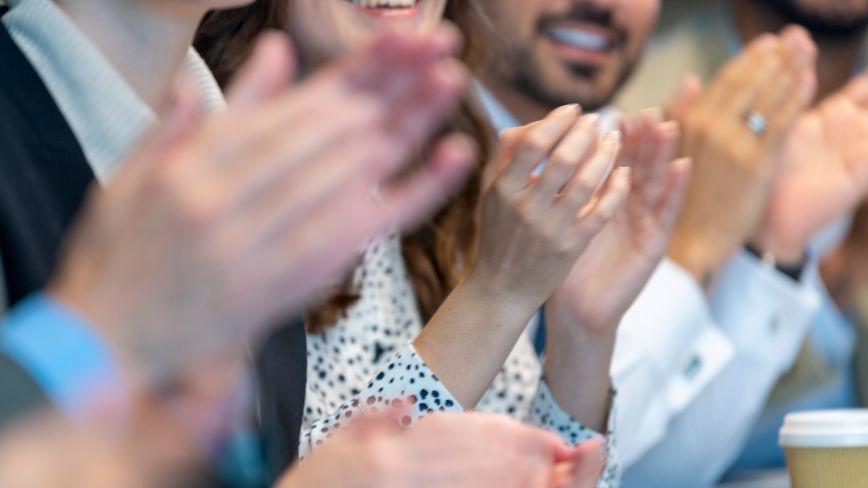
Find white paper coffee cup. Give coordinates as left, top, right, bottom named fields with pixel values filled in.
left=779, top=409, right=868, bottom=488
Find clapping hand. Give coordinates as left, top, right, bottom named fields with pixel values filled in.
left=666, top=26, right=817, bottom=286
left=760, top=71, right=868, bottom=263
left=547, top=109, right=689, bottom=339
left=49, top=28, right=475, bottom=397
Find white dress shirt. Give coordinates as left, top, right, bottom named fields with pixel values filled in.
left=472, top=81, right=823, bottom=487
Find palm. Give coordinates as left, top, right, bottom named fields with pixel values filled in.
left=549, top=113, right=688, bottom=335
left=766, top=74, right=868, bottom=251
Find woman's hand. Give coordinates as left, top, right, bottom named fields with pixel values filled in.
left=467, top=104, right=631, bottom=312
left=666, top=26, right=817, bottom=288
left=543, top=110, right=689, bottom=431
left=278, top=412, right=606, bottom=488
left=413, top=104, right=628, bottom=409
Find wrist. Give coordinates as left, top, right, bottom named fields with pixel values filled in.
left=543, top=331, right=615, bottom=432
left=667, top=232, right=728, bottom=290
left=462, top=269, right=545, bottom=320
left=749, top=230, right=806, bottom=267
left=545, top=327, right=617, bottom=366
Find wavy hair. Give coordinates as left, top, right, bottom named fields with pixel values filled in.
left=195, top=0, right=492, bottom=330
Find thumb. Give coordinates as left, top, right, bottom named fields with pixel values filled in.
left=344, top=402, right=411, bottom=441
left=657, top=157, right=692, bottom=234
left=226, top=30, right=297, bottom=109
left=665, top=74, right=703, bottom=121
left=559, top=438, right=607, bottom=488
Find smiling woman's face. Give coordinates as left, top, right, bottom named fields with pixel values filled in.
left=287, top=0, right=448, bottom=69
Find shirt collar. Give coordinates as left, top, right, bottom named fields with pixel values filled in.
left=472, top=80, right=520, bottom=133
left=471, top=78, right=621, bottom=132
left=3, top=0, right=225, bottom=185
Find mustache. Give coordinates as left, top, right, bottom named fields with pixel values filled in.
left=536, top=4, right=628, bottom=44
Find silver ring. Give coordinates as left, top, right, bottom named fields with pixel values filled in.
left=744, top=110, right=768, bottom=137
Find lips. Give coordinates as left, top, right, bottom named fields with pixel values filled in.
left=345, top=0, right=421, bottom=9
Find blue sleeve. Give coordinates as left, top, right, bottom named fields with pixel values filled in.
left=0, top=294, right=124, bottom=418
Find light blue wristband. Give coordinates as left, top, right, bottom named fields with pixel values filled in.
left=1, top=294, right=124, bottom=418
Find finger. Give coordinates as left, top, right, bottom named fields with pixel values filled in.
left=615, top=114, right=641, bottom=168
left=665, top=74, right=703, bottom=121
left=485, top=126, right=529, bottom=190
left=349, top=24, right=462, bottom=92
left=224, top=33, right=461, bottom=183
left=549, top=462, right=579, bottom=488
left=218, top=29, right=445, bottom=168
left=576, top=166, right=631, bottom=231
left=747, top=59, right=798, bottom=128
left=378, top=132, right=477, bottom=233
left=762, top=70, right=816, bottom=152
left=636, top=119, right=680, bottom=206
left=656, top=158, right=692, bottom=233
left=779, top=24, right=818, bottom=67
left=559, top=131, right=621, bottom=216
left=225, top=31, right=297, bottom=109
left=567, top=438, right=607, bottom=488
left=707, top=38, right=786, bottom=120
left=703, top=34, right=778, bottom=110
left=500, top=104, right=582, bottom=193
left=233, top=119, right=391, bottom=233
left=532, top=114, right=599, bottom=203
left=749, top=26, right=816, bottom=120
left=843, top=70, right=868, bottom=108
left=377, top=57, right=469, bottom=180
left=225, top=95, right=383, bottom=209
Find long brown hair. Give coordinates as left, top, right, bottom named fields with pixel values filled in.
left=195, top=0, right=492, bottom=329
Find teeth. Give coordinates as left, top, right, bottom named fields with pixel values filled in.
left=548, top=27, right=610, bottom=51
left=347, top=0, right=418, bottom=8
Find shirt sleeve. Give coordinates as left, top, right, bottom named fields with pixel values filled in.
left=299, top=343, right=463, bottom=458
left=529, top=380, right=620, bottom=488
left=621, top=251, right=821, bottom=487
left=0, top=293, right=126, bottom=418
left=611, top=258, right=735, bottom=467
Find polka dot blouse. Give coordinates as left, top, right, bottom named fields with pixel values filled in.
left=299, top=235, right=619, bottom=487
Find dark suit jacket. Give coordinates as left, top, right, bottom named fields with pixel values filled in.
left=0, top=17, right=308, bottom=484
left=0, top=9, right=92, bottom=429
left=0, top=352, right=49, bottom=429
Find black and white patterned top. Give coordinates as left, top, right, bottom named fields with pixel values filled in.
left=299, top=235, right=619, bottom=487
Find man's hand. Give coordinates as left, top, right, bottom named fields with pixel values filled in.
left=667, top=26, right=817, bottom=287
left=48, top=28, right=475, bottom=395
left=543, top=110, right=688, bottom=431
left=759, top=71, right=868, bottom=263
left=547, top=110, right=688, bottom=337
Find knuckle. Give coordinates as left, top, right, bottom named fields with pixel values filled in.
left=522, top=133, right=552, bottom=156
left=570, top=178, right=596, bottom=199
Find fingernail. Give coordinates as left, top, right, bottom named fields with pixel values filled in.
left=752, top=34, right=777, bottom=52
left=603, top=130, right=621, bottom=146
left=559, top=103, right=581, bottom=116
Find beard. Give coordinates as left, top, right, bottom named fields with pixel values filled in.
left=489, top=2, right=636, bottom=112
left=505, top=53, right=634, bottom=113
left=753, top=0, right=868, bottom=39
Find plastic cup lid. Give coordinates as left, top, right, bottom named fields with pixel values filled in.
left=780, top=410, right=868, bottom=448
